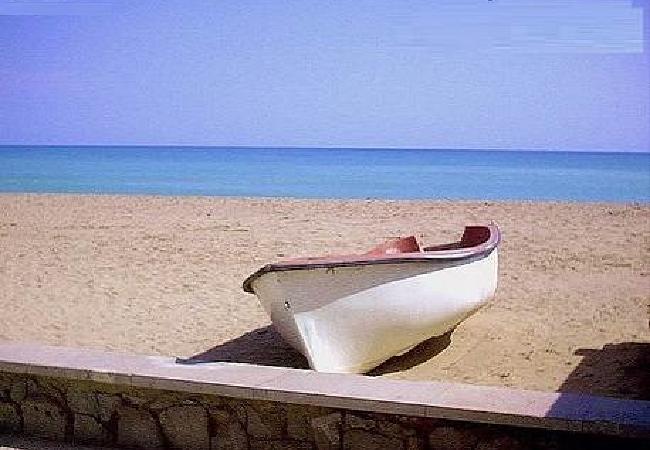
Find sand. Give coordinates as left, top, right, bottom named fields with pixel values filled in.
left=0, top=194, right=648, bottom=400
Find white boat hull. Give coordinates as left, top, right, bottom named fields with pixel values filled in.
left=249, top=250, right=498, bottom=373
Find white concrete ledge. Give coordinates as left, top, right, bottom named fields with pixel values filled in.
left=1, top=341, right=648, bottom=438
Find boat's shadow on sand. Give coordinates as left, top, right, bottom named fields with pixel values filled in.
left=186, top=326, right=452, bottom=375
left=368, top=332, right=452, bottom=376
left=186, top=332, right=650, bottom=399
left=187, top=326, right=309, bottom=369
left=556, top=342, right=650, bottom=400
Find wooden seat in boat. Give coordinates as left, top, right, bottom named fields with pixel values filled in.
left=366, top=236, right=420, bottom=256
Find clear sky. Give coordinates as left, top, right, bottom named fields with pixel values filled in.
left=0, top=0, right=648, bottom=151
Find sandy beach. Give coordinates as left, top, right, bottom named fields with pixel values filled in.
left=0, top=194, right=648, bottom=399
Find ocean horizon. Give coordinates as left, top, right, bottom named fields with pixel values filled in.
left=1, top=146, right=648, bottom=203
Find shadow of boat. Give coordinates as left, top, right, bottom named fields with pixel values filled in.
left=544, top=342, right=650, bottom=443
left=180, top=325, right=309, bottom=369
left=181, top=325, right=452, bottom=375
left=554, top=342, right=650, bottom=401
left=368, top=331, right=452, bottom=376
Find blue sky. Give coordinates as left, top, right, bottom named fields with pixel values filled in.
left=0, top=0, right=648, bottom=151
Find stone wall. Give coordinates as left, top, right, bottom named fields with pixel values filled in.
left=1, top=371, right=646, bottom=449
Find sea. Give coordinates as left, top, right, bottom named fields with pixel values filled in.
left=0, top=146, right=648, bottom=202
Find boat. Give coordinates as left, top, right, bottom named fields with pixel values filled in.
left=242, top=224, right=501, bottom=374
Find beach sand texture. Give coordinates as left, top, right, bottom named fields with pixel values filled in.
left=0, top=194, right=648, bottom=399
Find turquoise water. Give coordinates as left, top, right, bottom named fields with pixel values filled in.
left=0, top=146, right=648, bottom=202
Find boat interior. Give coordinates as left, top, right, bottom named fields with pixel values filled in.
left=366, top=226, right=494, bottom=255
left=242, top=225, right=499, bottom=292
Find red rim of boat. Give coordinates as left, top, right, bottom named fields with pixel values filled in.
left=243, top=224, right=501, bottom=294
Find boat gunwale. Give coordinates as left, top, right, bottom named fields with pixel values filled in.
left=242, top=224, right=501, bottom=293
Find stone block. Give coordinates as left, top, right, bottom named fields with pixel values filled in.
left=21, top=398, right=66, bottom=440
left=9, top=382, right=27, bottom=402
left=346, top=413, right=416, bottom=438
left=286, top=404, right=310, bottom=440
left=0, top=402, right=21, bottom=433
left=0, top=375, right=12, bottom=399
left=67, top=390, right=121, bottom=422
left=123, top=393, right=149, bottom=407
left=311, top=413, right=342, bottom=450
left=246, top=400, right=284, bottom=439
left=74, top=414, right=112, bottom=445
left=37, top=379, right=66, bottom=402
left=250, top=439, right=313, bottom=450
left=97, top=393, right=121, bottom=422
left=10, top=379, right=39, bottom=402
left=475, top=435, right=524, bottom=450
left=346, top=414, right=376, bottom=431
left=286, top=404, right=333, bottom=441
left=210, top=408, right=248, bottom=450
left=377, top=419, right=416, bottom=438
left=67, top=391, right=100, bottom=416
left=221, top=399, right=247, bottom=426
left=405, top=435, right=425, bottom=450
left=428, top=426, right=479, bottom=450
left=344, top=429, right=403, bottom=450
left=116, top=406, right=163, bottom=448
left=0, top=374, right=13, bottom=388
left=148, top=391, right=186, bottom=411
left=159, top=405, right=209, bottom=449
